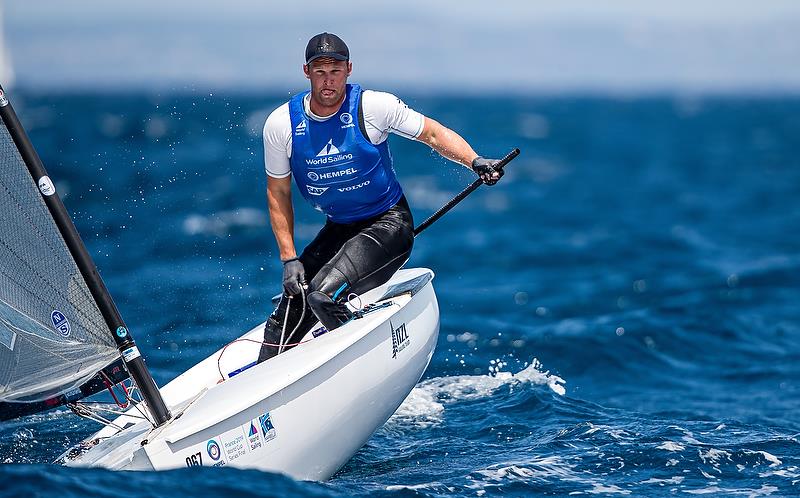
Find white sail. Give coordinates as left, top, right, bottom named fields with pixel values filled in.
left=0, top=110, right=118, bottom=402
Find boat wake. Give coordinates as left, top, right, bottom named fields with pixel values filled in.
left=388, top=358, right=565, bottom=427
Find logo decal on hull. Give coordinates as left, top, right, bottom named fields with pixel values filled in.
left=391, top=320, right=410, bottom=359
left=207, top=439, right=222, bottom=461
left=259, top=412, right=277, bottom=442
left=245, top=419, right=263, bottom=451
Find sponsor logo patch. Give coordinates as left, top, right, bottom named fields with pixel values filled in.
left=121, top=346, right=140, bottom=362
left=307, top=171, right=319, bottom=181
left=391, top=321, right=410, bottom=359
left=314, top=167, right=357, bottom=181
left=51, top=310, right=70, bottom=337
left=337, top=180, right=370, bottom=192
left=340, top=112, right=353, bottom=125
left=294, top=120, right=306, bottom=136
left=305, top=152, right=354, bottom=166
left=259, top=412, right=277, bottom=442
left=245, top=420, right=262, bottom=451
left=116, top=326, right=128, bottom=338
left=207, top=439, right=222, bottom=461
left=307, top=185, right=328, bottom=196
left=38, top=176, right=56, bottom=196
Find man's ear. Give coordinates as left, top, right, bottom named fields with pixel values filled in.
left=303, top=64, right=310, bottom=79
left=347, top=62, right=353, bottom=76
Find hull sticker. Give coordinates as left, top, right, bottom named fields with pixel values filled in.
left=391, top=320, right=410, bottom=358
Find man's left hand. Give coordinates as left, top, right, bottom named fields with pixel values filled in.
left=471, top=157, right=504, bottom=186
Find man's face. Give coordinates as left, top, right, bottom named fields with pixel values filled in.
left=304, top=58, right=352, bottom=109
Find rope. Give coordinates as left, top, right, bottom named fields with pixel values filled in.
left=214, top=286, right=380, bottom=382
left=279, top=285, right=306, bottom=354
left=101, top=371, right=130, bottom=409
left=215, top=337, right=315, bottom=381
left=346, top=292, right=363, bottom=311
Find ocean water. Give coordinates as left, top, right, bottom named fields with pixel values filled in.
left=1, top=91, right=799, bottom=497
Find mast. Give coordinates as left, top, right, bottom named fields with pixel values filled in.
left=0, top=85, right=171, bottom=426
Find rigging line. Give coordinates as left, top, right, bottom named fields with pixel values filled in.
left=103, top=371, right=153, bottom=426
left=68, top=403, right=125, bottom=431
left=125, top=389, right=154, bottom=427
left=73, top=402, right=148, bottom=420
left=279, top=285, right=307, bottom=354
left=215, top=337, right=316, bottom=382
left=346, top=292, right=363, bottom=311
left=100, top=371, right=129, bottom=409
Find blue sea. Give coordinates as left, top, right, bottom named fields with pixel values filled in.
left=1, top=91, right=799, bottom=497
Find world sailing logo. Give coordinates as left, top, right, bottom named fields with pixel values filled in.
left=245, top=420, right=262, bottom=451
left=305, top=140, right=353, bottom=166
left=51, top=310, right=71, bottom=337
left=317, top=139, right=339, bottom=156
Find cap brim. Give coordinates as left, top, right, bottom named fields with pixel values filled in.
left=305, top=53, right=349, bottom=64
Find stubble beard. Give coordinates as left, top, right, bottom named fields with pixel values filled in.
left=314, top=86, right=345, bottom=110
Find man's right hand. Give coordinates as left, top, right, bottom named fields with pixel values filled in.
left=471, top=156, right=504, bottom=185
left=282, top=258, right=306, bottom=296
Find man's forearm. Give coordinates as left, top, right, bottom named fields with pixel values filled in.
left=270, top=210, right=296, bottom=260
left=417, top=117, right=478, bottom=168
left=267, top=179, right=298, bottom=260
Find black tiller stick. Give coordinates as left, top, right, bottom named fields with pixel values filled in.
left=413, top=148, right=520, bottom=236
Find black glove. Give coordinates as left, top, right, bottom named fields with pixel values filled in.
left=282, top=257, right=305, bottom=296
left=471, top=156, right=504, bottom=186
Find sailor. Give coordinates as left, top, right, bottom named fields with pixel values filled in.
left=258, top=32, right=504, bottom=362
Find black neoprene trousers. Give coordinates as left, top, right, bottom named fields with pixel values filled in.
left=257, top=195, right=414, bottom=362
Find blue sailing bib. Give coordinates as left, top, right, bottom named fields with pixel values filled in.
left=288, top=84, right=403, bottom=223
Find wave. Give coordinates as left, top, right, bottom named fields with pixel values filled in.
left=388, top=359, right=565, bottom=428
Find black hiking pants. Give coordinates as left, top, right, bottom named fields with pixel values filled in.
left=257, top=195, right=414, bottom=362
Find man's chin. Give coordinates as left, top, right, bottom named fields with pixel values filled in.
left=314, top=93, right=343, bottom=108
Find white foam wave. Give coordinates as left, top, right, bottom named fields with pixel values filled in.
left=389, top=359, right=565, bottom=427
left=470, top=456, right=632, bottom=496
left=684, top=484, right=779, bottom=496
left=656, top=441, right=685, bottom=452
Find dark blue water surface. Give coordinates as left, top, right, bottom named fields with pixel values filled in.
left=1, top=91, right=799, bottom=497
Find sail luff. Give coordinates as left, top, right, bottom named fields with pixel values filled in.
left=0, top=85, right=171, bottom=425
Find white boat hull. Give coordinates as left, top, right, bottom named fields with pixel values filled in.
left=60, top=268, right=439, bottom=480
